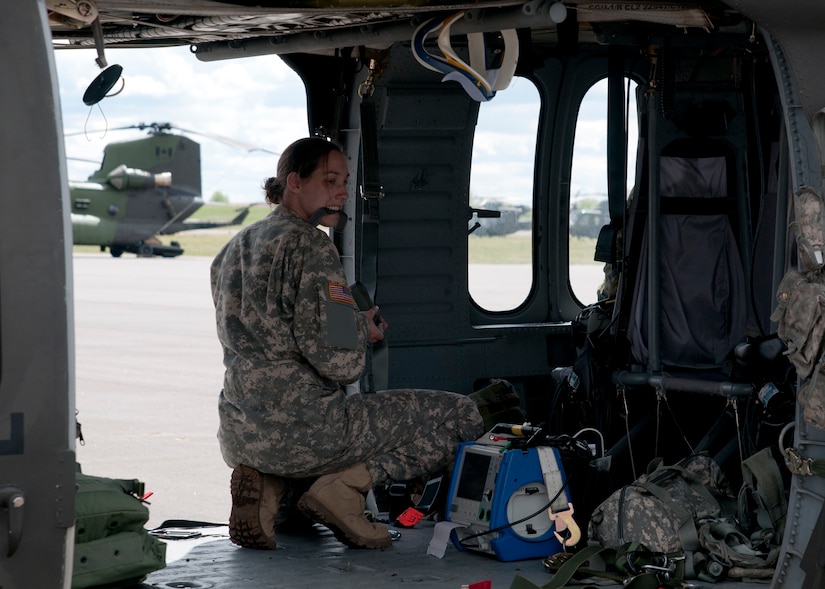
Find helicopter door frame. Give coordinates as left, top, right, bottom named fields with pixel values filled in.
left=0, top=2, right=76, bottom=587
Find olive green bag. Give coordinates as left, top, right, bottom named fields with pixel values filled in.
left=72, top=467, right=166, bottom=589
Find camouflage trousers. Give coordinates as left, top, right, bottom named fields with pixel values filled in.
left=275, top=389, right=483, bottom=485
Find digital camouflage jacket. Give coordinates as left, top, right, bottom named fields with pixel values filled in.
left=211, top=206, right=371, bottom=475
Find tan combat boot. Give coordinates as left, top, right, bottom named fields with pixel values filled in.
left=229, top=464, right=286, bottom=549
left=297, top=463, right=392, bottom=549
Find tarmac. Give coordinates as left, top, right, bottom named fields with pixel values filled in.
left=73, top=253, right=231, bottom=530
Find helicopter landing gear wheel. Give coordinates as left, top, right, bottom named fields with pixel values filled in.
left=109, top=247, right=123, bottom=258
left=138, top=243, right=154, bottom=257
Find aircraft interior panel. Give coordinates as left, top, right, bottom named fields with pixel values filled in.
left=350, top=56, right=577, bottom=398
left=359, top=58, right=476, bottom=341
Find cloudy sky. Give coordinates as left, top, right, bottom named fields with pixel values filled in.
left=55, top=46, right=309, bottom=204
left=53, top=45, right=621, bottom=206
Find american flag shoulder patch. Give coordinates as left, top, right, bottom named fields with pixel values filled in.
left=328, top=282, right=355, bottom=306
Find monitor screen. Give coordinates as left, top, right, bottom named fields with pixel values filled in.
left=456, top=450, right=492, bottom=500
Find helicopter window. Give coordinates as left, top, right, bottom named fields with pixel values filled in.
left=569, top=77, right=638, bottom=306
left=468, top=78, right=539, bottom=312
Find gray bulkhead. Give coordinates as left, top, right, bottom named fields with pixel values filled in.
left=0, top=2, right=76, bottom=588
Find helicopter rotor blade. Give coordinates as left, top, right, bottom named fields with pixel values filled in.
left=67, top=156, right=101, bottom=164
left=64, top=122, right=181, bottom=138
left=64, top=121, right=277, bottom=154
left=172, top=126, right=278, bottom=154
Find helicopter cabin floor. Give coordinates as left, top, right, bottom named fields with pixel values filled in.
left=142, top=520, right=768, bottom=589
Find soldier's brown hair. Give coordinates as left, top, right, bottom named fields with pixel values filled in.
left=264, top=137, right=344, bottom=205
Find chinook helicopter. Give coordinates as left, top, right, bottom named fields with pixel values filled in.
left=7, top=0, right=825, bottom=588
left=68, top=122, right=255, bottom=257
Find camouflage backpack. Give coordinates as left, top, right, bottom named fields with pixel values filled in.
left=587, top=454, right=779, bottom=581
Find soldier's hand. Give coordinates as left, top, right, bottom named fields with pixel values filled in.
left=363, top=306, right=387, bottom=343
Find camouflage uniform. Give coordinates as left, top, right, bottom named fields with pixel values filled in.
left=211, top=206, right=483, bottom=485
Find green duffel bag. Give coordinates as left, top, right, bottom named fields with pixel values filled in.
left=73, top=468, right=166, bottom=589
left=73, top=530, right=167, bottom=589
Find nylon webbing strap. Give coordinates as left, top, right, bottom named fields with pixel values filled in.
left=114, top=478, right=145, bottom=498
left=513, top=542, right=686, bottom=589
left=359, top=93, right=387, bottom=391
left=360, top=95, right=383, bottom=202
left=540, top=545, right=609, bottom=589
left=509, top=545, right=611, bottom=589
left=606, top=47, right=626, bottom=225
left=593, top=49, right=626, bottom=265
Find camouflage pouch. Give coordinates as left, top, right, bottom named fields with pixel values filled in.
left=792, top=186, right=825, bottom=273
left=588, top=455, right=735, bottom=556
left=770, top=268, right=825, bottom=380
left=770, top=267, right=825, bottom=429
left=798, top=375, right=825, bottom=430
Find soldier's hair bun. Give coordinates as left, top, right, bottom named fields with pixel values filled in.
left=264, top=176, right=285, bottom=204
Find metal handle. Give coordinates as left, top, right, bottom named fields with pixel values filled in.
left=0, top=486, right=25, bottom=557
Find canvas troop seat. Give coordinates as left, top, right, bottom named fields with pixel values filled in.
left=615, top=140, right=752, bottom=398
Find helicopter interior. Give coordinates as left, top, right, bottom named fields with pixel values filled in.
left=26, top=0, right=825, bottom=587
